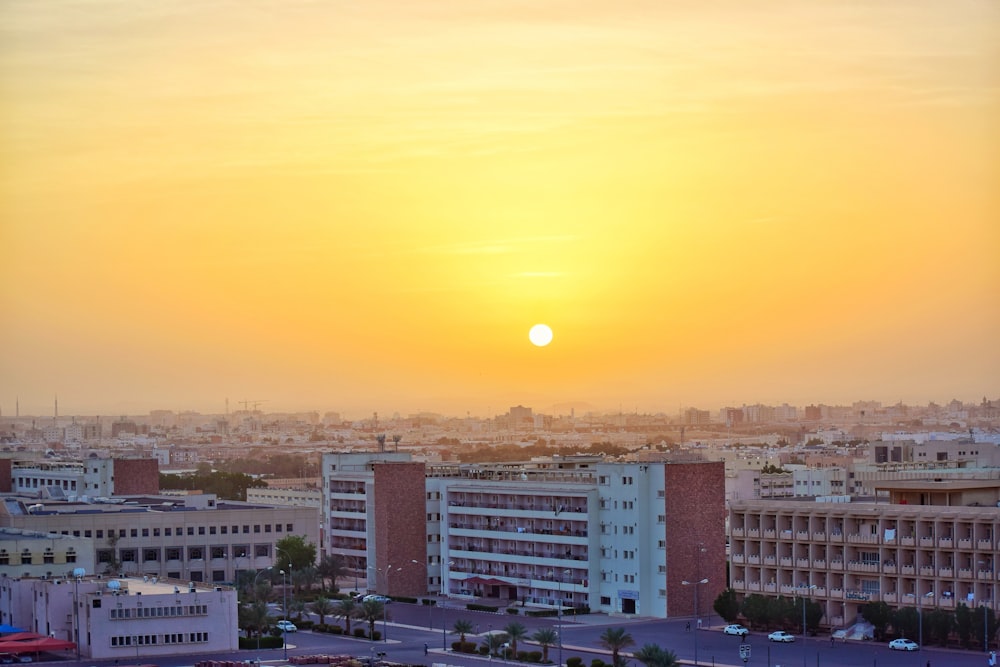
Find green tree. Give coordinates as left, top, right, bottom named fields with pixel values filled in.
left=292, top=564, right=319, bottom=594
left=956, top=602, right=974, bottom=648
left=860, top=601, right=893, bottom=641
left=286, top=596, right=307, bottom=622
left=530, top=627, right=558, bottom=662
left=740, top=594, right=773, bottom=630
left=598, top=628, right=635, bottom=667
left=713, top=588, right=740, bottom=624
left=891, top=606, right=919, bottom=640
left=926, top=608, right=953, bottom=646
left=358, top=599, right=386, bottom=638
left=633, top=643, right=679, bottom=667
left=275, top=534, right=317, bottom=571
left=310, top=596, right=334, bottom=626
left=453, top=619, right=475, bottom=643
left=334, top=598, right=358, bottom=634
left=974, top=605, right=1000, bottom=651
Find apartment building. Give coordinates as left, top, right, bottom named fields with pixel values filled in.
left=0, top=575, right=238, bottom=659
left=321, top=451, right=726, bottom=619
left=0, top=494, right=319, bottom=584
left=729, top=479, right=1000, bottom=629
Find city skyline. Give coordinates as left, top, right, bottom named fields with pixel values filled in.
left=2, top=1, right=998, bottom=418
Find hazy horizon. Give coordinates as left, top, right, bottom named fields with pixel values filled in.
left=2, top=1, right=998, bottom=420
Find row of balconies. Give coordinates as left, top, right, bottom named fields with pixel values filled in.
left=734, top=557, right=999, bottom=580
left=448, top=522, right=587, bottom=538
left=731, top=581, right=1000, bottom=609
left=732, top=528, right=994, bottom=550
left=450, top=546, right=589, bottom=563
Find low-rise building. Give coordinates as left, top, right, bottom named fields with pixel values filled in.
left=0, top=574, right=238, bottom=660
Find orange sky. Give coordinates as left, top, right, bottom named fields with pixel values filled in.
left=2, top=0, right=998, bottom=418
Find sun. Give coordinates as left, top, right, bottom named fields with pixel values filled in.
left=529, top=323, right=553, bottom=347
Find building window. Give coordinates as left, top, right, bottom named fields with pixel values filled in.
left=66, top=549, right=77, bottom=563
left=210, top=546, right=226, bottom=559
left=166, top=548, right=182, bottom=561
left=119, top=549, right=137, bottom=563
left=144, top=549, right=159, bottom=562
left=254, top=545, right=269, bottom=558
left=189, top=547, right=204, bottom=560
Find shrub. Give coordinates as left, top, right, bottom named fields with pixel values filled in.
left=528, top=651, right=542, bottom=663
left=422, top=598, right=438, bottom=607
left=507, top=607, right=520, bottom=615
left=238, top=636, right=283, bottom=650
left=566, top=657, right=583, bottom=667
left=353, top=628, right=367, bottom=638
left=479, top=646, right=490, bottom=655
left=591, top=659, right=606, bottom=667
left=462, top=642, right=478, bottom=653
left=370, top=630, right=381, bottom=641
left=330, top=625, right=343, bottom=634
left=516, top=650, right=529, bottom=661
left=467, top=603, right=501, bottom=613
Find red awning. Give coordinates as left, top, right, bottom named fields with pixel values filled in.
left=0, top=635, right=76, bottom=655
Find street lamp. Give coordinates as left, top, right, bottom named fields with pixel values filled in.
left=799, top=584, right=817, bottom=637
left=280, top=569, right=290, bottom=659
left=914, top=590, right=933, bottom=650
left=72, top=567, right=86, bottom=660
left=443, top=560, right=455, bottom=650
left=682, top=578, right=709, bottom=666
left=553, top=568, right=570, bottom=667
left=253, top=567, right=273, bottom=653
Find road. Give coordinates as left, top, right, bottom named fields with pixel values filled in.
left=35, top=600, right=994, bottom=667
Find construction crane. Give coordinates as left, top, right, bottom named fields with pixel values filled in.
left=238, top=399, right=268, bottom=411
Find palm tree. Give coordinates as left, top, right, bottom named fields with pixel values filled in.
left=358, top=599, right=386, bottom=638
left=293, top=565, right=320, bottom=594
left=317, top=553, right=348, bottom=592
left=633, top=643, right=679, bottom=667
left=238, top=600, right=271, bottom=640
left=453, top=619, right=475, bottom=643
left=531, top=627, right=558, bottom=662
left=311, top=596, right=334, bottom=626
left=287, top=596, right=308, bottom=622
left=504, top=621, right=528, bottom=655
left=483, top=632, right=510, bottom=657
left=334, top=598, right=358, bottom=634
left=599, top=627, right=636, bottom=667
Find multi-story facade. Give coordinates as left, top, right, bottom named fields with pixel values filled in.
left=0, top=457, right=159, bottom=498
left=0, top=493, right=319, bottom=583
left=320, top=451, right=726, bottom=619
left=0, top=528, right=95, bottom=578
left=0, top=575, right=238, bottom=659
left=729, top=479, right=1000, bottom=629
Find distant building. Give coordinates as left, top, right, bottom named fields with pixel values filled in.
left=0, top=493, right=319, bottom=584
left=0, top=574, right=238, bottom=659
left=321, top=451, right=726, bottom=619
left=729, top=479, right=1000, bottom=630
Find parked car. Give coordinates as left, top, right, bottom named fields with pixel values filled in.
left=723, top=624, right=749, bottom=636
left=767, top=631, right=795, bottom=643
left=362, top=594, right=392, bottom=604
left=888, top=638, right=919, bottom=651
left=276, top=620, right=297, bottom=632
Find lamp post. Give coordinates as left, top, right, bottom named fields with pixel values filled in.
left=554, top=568, right=570, bottom=667
left=253, top=567, right=273, bottom=653
left=443, top=560, right=455, bottom=650
left=800, top=584, right=817, bottom=637
left=682, top=578, right=709, bottom=666
left=72, top=567, right=85, bottom=660
left=280, top=569, right=289, bottom=659
left=917, top=590, right=933, bottom=651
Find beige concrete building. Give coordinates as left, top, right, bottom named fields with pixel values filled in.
left=729, top=479, right=1000, bottom=629
left=0, top=574, right=238, bottom=660
left=0, top=493, right=319, bottom=584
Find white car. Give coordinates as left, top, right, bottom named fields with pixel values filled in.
left=767, top=631, right=795, bottom=643
left=888, top=638, right=918, bottom=651
left=362, top=594, right=392, bottom=604
left=724, top=624, right=749, bottom=636
left=276, top=620, right=297, bottom=632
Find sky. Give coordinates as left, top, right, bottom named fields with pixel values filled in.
left=1, top=0, right=998, bottom=419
